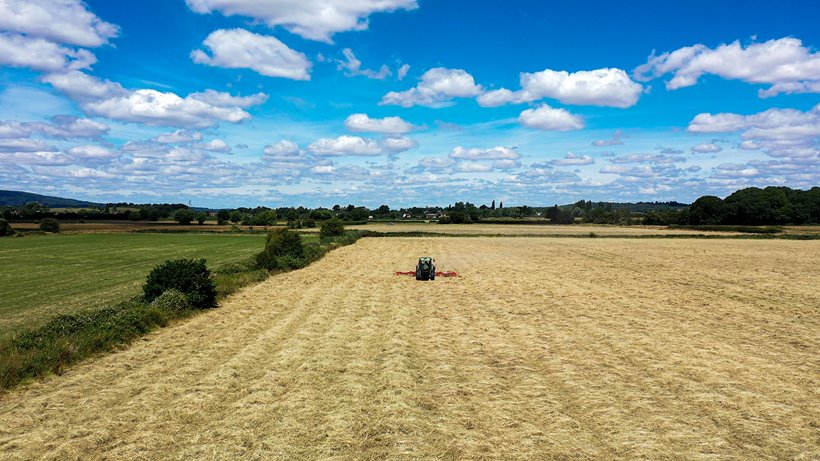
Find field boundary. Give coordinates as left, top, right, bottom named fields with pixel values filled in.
left=358, top=230, right=820, bottom=240
left=0, top=230, right=366, bottom=391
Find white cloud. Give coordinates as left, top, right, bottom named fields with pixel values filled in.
left=67, top=144, right=119, bottom=159
left=381, top=68, right=483, bottom=108
left=344, top=113, right=414, bottom=134
left=0, top=116, right=108, bottom=139
left=337, top=48, right=390, bottom=79
left=477, top=68, right=642, bottom=108
left=397, top=63, right=410, bottom=81
left=550, top=152, right=594, bottom=166
left=691, top=143, right=723, bottom=154
left=0, top=138, right=55, bottom=152
left=634, top=37, right=820, bottom=97
left=191, top=29, right=311, bottom=80
left=199, top=139, right=231, bottom=152
left=448, top=146, right=520, bottom=160
left=518, top=104, right=584, bottom=131
left=263, top=140, right=302, bottom=161
left=308, top=135, right=416, bottom=156
left=0, top=0, right=118, bottom=47
left=0, top=33, right=96, bottom=72
left=687, top=105, right=819, bottom=158
left=153, top=130, right=203, bottom=144
left=592, top=130, right=623, bottom=146
left=0, top=151, right=72, bottom=165
left=186, top=0, right=417, bottom=42
left=41, top=70, right=126, bottom=101
left=83, top=89, right=252, bottom=128
left=456, top=162, right=492, bottom=173
left=189, top=90, right=268, bottom=108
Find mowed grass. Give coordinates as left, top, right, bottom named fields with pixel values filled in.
left=0, top=237, right=817, bottom=459
left=0, top=233, right=264, bottom=340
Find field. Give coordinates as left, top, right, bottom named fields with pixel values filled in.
left=0, top=233, right=265, bottom=340
left=0, top=237, right=817, bottom=459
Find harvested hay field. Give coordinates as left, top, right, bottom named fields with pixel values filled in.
left=1, top=237, right=818, bottom=459
left=349, top=222, right=742, bottom=236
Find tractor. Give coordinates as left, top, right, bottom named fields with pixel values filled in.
left=415, top=257, right=436, bottom=281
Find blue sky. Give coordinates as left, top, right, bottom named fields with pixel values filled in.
left=0, top=0, right=818, bottom=208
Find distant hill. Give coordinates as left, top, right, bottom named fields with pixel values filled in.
left=0, top=190, right=103, bottom=208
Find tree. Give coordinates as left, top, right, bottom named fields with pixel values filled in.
left=0, top=218, right=14, bottom=237
left=196, top=212, right=207, bottom=225
left=174, top=208, right=195, bottom=225
left=491, top=200, right=496, bottom=210
left=229, top=210, right=243, bottom=223
left=689, top=196, right=724, bottom=225
left=320, top=219, right=345, bottom=238
left=39, top=218, right=60, bottom=233
left=256, top=229, right=305, bottom=270
left=143, top=259, right=216, bottom=308
left=216, top=209, right=230, bottom=225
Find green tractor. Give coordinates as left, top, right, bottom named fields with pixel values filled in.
left=415, top=257, right=436, bottom=281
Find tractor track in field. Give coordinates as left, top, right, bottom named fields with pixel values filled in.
left=0, top=237, right=818, bottom=460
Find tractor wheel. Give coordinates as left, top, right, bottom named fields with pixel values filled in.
left=430, top=271, right=435, bottom=281
left=415, top=269, right=422, bottom=281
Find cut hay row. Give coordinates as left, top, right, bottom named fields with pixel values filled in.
left=0, top=237, right=817, bottom=459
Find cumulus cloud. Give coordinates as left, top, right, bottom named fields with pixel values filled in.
left=344, top=113, right=414, bottom=134
left=518, top=104, right=584, bottom=131
left=41, top=70, right=126, bottom=101
left=191, top=29, right=311, bottom=80
left=0, top=0, right=118, bottom=47
left=185, top=0, right=417, bottom=42
left=634, top=37, right=820, bottom=97
left=199, top=139, right=231, bottom=152
left=153, top=130, right=203, bottom=144
left=478, top=68, right=642, bottom=108
left=0, top=116, right=108, bottom=139
left=0, top=138, right=56, bottom=152
left=550, top=152, right=594, bottom=166
left=688, top=104, right=819, bottom=158
left=448, top=146, right=520, bottom=160
left=189, top=90, right=268, bottom=108
left=83, top=89, right=253, bottom=128
left=67, top=144, right=119, bottom=159
left=592, top=130, right=623, bottom=146
left=381, top=68, right=482, bottom=108
left=0, top=33, right=96, bottom=72
left=691, top=143, right=723, bottom=154
left=610, top=153, right=685, bottom=164
left=263, top=140, right=302, bottom=161
left=308, top=135, right=416, bottom=156
left=337, top=48, right=390, bottom=79
left=0, top=151, right=73, bottom=165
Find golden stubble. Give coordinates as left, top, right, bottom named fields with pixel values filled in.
left=0, top=237, right=817, bottom=460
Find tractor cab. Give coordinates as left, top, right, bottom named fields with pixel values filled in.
left=415, top=257, right=436, bottom=281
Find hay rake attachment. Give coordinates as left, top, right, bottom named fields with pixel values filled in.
left=394, top=271, right=459, bottom=277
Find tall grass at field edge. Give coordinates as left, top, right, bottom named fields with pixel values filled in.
left=0, top=231, right=366, bottom=391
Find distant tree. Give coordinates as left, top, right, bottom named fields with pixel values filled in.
left=499, top=201, right=503, bottom=209
left=39, top=218, right=60, bottom=233
left=491, top=200, right=496, bottom=210
left=229, top=210, right=243, bottom=223
left=310, top=209, right=333, bottom=220
left=216, top=209, right=230, bottom=225
left=174, top=208, right=195, bottom=225
left=689, top=196, right=724, bottom=225
left=196, top=212, right=207, bottom=225
left=320, top=219, right=345, bottom=238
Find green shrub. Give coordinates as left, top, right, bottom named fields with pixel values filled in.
left=143, top=258, right=217, bottom=308
left=302, top=218, right=316, bottom=228
left=320, top=218, right=345, bottom=239
left=39, top=218, right=60, bottom=233
left=0, top=218, right=14, bottom=236
left=174, top=208, right=195, bottom=225
left=256, top=229, right=305, bottom=270
left=150, top=289, right=191, bottom=311
left=196, top=212, right=207, bottom=225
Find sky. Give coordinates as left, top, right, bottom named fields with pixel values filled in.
left=0, top=0, right=818, bottom=208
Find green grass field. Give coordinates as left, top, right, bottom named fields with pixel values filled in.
left=0, top=233, right=265, bottom=340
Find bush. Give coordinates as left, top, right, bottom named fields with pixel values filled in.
left=0, top=218, right=14, bottom=237
left=39, top=218, right=60, bottom=233
left=256, top=229, right=305, bottom=270
left=143, top=258, right=217, bottom=308
left=320, top=219, right=345, bottom=239
left=438, top=216, right=452, bottom=224
left=149, top=289, right=191, bottom=311
left=302, top=218, right=316, bottom=228
left=174, top=208, right=195, bottom=225
left=196, top=212, right=207, bottom=225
